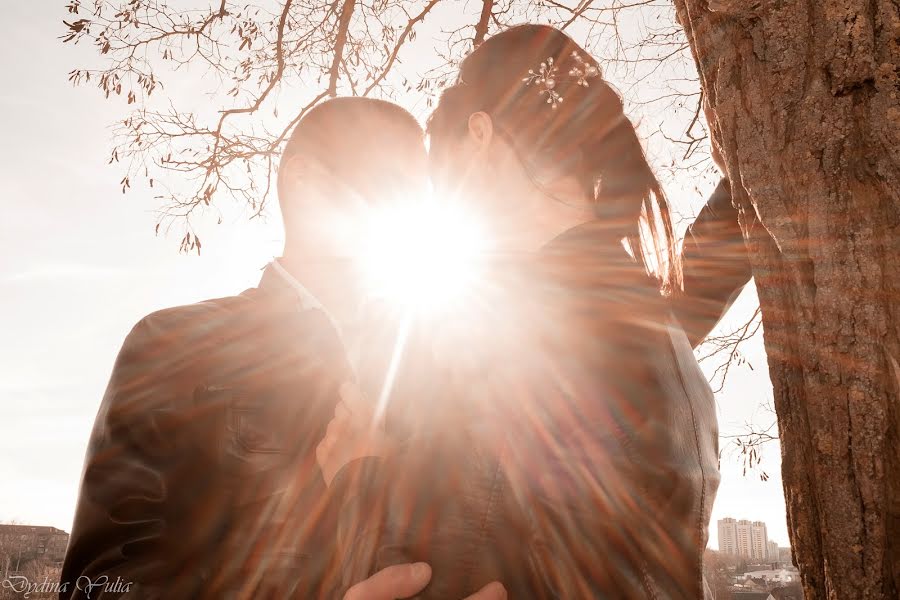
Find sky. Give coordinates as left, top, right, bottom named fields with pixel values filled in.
left=0, top=3, right=789, bottom=548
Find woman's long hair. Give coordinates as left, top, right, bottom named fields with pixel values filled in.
left=427, top=24, right=681, bottom=295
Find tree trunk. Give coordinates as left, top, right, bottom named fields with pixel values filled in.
left=673, top=1, right=900, bottom=598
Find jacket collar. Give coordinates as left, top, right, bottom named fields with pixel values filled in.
left=536, top=220, right=661, bottom=304
left=540, top=219, right=626, bottom=258
left=257, top=260, right=344, bottom=338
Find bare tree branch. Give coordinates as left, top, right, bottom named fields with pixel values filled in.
left=363, top=0, right=443, bottom=96
left=61, top=0, right=724, bottom=268
left=561, top=0, right=595, bottom=31
left=473, top=0, right=495, bottom=47
left=328, top=0, right=358, bottom=95
left=697, top=306, right=763, bottom=393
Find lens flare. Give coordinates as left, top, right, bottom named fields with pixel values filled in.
left=358, top=201, right=488, bottom=314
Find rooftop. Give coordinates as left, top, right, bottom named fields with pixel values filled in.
left=0, top=524, right=69, bottom=536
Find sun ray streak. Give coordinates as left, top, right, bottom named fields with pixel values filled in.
left=373, top=313, right=413, bottom=425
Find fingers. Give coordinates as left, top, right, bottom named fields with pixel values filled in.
left=339, top=381, right=368, bottom=414
left=314, top=436, right=331, bottom=474
left=335, top=399, right=351, bottom=420
left=318, top=414, right=345, bottom=455
left=315, top=414, right=347, bottom=480
left=339, top=381, right=385, bottom=432
left=340, top=563, right=505, bottom=600
left=327, top=410, right=350, bottom=439
left=466, top=582, right=507, bottom=600
left=343, top=562, right=432, bottom=600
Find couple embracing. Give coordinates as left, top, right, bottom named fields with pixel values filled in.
left=61, top=24, right=750, bottom=599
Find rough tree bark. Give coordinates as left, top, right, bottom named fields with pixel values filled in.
left=673, top=1, right=900, bottom=598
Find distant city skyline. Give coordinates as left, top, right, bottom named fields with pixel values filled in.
left=717, top=517, right=789, bottom=562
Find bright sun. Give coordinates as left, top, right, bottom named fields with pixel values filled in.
left=357, top=200, right=488, bottom=314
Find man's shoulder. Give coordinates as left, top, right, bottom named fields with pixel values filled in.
left=121, top=286, right=341, bottom=366
left=126, top=290, right=260, bottom=351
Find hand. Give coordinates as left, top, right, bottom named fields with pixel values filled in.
left=317, top=381, right=391, bottom=487
left=343, top=563, right=507, bottom=600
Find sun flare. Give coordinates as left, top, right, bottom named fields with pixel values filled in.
left=357, top=201, right=489, bottom=314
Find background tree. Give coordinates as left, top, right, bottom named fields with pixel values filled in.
left=703, top=548, right=736, bottom=600
left=62, top=0, right=766, bottom=373
left=60, top=0, right=718, bottom=246
left=674, top=1, right=900, bottom=598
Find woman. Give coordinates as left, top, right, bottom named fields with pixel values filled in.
left=322, top=25, right=750, bottom=598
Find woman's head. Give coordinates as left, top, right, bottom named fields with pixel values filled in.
left=428, top=24, right=679, bottom=293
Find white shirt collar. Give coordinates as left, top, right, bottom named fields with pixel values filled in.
left=269, top=259, right=343, bottom=338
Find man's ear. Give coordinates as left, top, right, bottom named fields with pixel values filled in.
left=279, top=154, right=312, bottom=192
left=466, top=112, right=494, bottom=152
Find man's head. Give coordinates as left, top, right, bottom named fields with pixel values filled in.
left=277, top=97, right=427, bottom=256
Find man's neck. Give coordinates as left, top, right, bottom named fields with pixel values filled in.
left=278, top=253, right=364, bottom=329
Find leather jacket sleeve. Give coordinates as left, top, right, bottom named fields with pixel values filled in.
left=520, top=435, right=655, bottom=598
left=337, top=434, right=524, bottom=599
left=332, top=407, right=653, bottom=598
left=673, top=178, right=753, bottom=348
left=511, top=323, right=670, bottom=599
left=522, top=315, right=719, bottom=600
left=328, top=456, right=388, bottom=596
left=60, top=315, right=209, bottom=599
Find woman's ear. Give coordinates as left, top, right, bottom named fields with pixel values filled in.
left=466, top=111, right=494, bottom=151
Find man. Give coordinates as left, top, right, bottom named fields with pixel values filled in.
left=61, top=97, right=505, bottom=599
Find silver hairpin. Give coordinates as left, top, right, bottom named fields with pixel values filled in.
left=568, top=51, right=600, bottom=87
left=522, top=56, right=563, bottom=109
left=522, top=52, right=602, bottom=109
